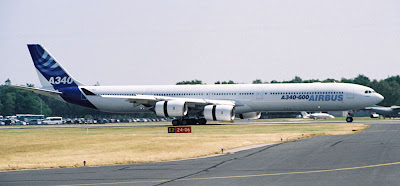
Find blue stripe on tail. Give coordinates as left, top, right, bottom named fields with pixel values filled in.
left=28, top=44, right=79, bottom=90
left=27, top=44, right=97, bottom=110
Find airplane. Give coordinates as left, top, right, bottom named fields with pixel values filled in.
left=365, top=106, right=400, bottom=119
left=11, top=44, right=384, bottom=125
left=300, top=111, right=335, bottom=120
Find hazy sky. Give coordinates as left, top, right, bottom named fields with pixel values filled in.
left=1, top=0, right=399, bottom=86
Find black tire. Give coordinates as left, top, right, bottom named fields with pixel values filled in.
left=181, top=119, right=188, bottom=125
left=190, top=119, right=199, bottom=125
left=172, top=119, right=180, bottom=126
left=346, top=117, right=353, bottom=123
left=198, top=118, right=207, bottom=125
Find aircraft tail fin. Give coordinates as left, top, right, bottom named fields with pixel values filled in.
left=300, top=111, right=309, bottom=118
left=27, top=44, right=84, bottom=90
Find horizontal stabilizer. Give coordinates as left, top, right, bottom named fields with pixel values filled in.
left=9, top=85, right=61, bottom=94
left=9, top=85, right=63, bottom=101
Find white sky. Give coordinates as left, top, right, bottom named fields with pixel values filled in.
left=1, top=0, right=399, bottom=86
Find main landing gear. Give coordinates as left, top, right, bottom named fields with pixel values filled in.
left=346, top=110, right=354, bottom=123
left=172, top=118, right=207, bottom=126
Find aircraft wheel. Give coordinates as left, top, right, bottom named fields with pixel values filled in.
left=181, top=119, right=188, bottom=125
left=198, top=118, right=207, bottom=125
left=172, top=119, right=180, bottom=126
left=346, top=117, right=353, bottom=123
left=194, top=119, right=200, bottom=125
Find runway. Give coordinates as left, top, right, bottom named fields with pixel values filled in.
left=1, top=120, right=400, bottom=185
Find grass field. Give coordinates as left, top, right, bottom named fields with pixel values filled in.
left=256, top=117, right=386, bottom=122
left=0, top=124, right=368, bottom=171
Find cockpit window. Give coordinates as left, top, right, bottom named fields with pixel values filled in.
left=365, top=90, right=373, bottom=94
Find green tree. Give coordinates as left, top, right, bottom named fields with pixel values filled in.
left=353, top=74, right=371, bottom=87
left=0, top=99, right=3, bottom=115
left=176, top=79, right=203, bottom=85
left=0, top=86, right=52, bottom=116
left=3, top=92, right=16, bottom=116
left=384, top=75, right=400, bottom=85
left=340, top=77, right=353, bottom=83
left=290, top=76, right=303, bottom=83
left=4, top=79, right=11, bottom=85
left=322, top=78, right=337, bottom=83
left=252, top=79, right=263, bottom=84
left=302, top=79, right=320, bottom=83
left=215, top=80, right=236, bottom=84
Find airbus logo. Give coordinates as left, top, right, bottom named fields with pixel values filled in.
left=281, top=94, right=343, bottom=101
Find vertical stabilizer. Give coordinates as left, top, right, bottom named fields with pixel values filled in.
left=300, top=111, right=309, bottom=118
left=27, top=44, right=97, bottom=109
left=27, top=44, right=84, bottom=90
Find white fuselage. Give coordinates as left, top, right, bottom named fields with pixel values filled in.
left=75, top=83, right=383, bottom=114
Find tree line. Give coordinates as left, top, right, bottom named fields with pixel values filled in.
left=0, top=74, right=399, bottom=117
left=177, top=74, right=400, bottom=106
left=0, top=80, right=153, bottom=118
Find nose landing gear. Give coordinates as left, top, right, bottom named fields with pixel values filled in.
left=346, top=110, right=354, bottom=122
left=346, top=117, right=353, bottom=122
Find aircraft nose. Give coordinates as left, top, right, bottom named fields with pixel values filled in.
left=376, top=93, right=384, bottom=103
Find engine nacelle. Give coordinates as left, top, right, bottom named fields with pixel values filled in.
left=204, top=105, right=235, bottom=121
left=238, top=112, right=261, bottom=119
left=155, top=100, right=188, bottom=117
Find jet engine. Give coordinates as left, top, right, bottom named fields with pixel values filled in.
left=204, top=105, right=235, bottom=121
left=238, top=112, right=261, bottom=119
left=155, top=100, right=188, bottom=117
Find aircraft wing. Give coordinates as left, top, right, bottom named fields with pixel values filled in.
left=390, top=106, right=400, bottom=110
left=364, top=106, right=382, bottom=110
left=365, top=106, right=400, bottom=111
left=100, top=94, right=236, bottom=109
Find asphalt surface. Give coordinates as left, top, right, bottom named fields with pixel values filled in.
left=1, top=120, right=400, bottom=185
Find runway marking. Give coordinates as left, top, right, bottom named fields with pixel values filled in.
left=59, top=161, right=400, bottom=186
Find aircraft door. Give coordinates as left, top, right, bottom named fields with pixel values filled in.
left=256, top=91, right=263, bottom=99
left=347, top=87, right=354, bottom=99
